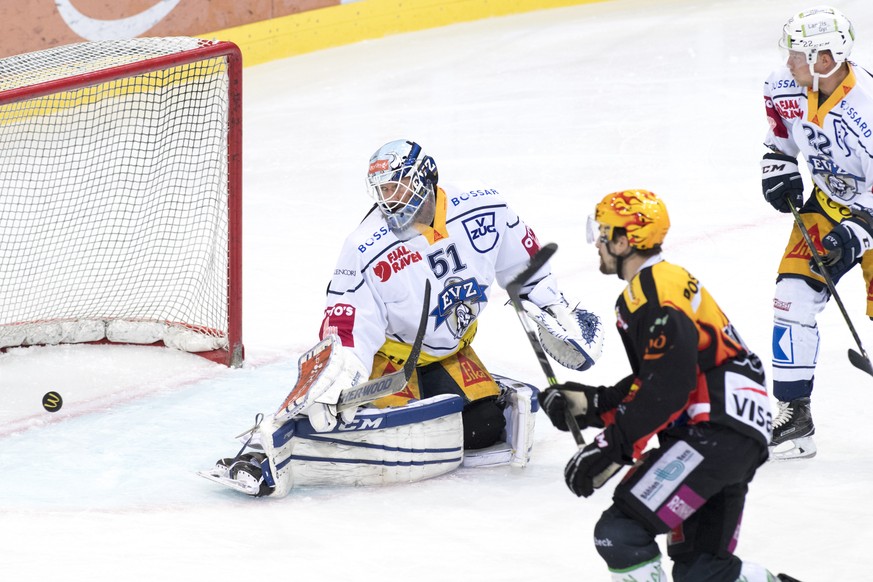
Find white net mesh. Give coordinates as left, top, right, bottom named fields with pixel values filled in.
left=0, top=38, right=236, bottom=356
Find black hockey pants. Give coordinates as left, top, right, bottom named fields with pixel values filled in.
left=594, top=422, right=768, bottom=582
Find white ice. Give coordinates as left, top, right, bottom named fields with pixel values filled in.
left=2, top=0, right=872, bottom=579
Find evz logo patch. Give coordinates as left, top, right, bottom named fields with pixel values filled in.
left=463, top=213, right=498, bottom=253
left=430, top=277, right=488, bottom=339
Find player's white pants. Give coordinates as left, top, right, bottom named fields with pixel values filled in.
left=772, top=278, right=827, bottom=402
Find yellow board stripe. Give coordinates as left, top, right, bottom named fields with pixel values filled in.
left=200, top=0, right=608, bottom=67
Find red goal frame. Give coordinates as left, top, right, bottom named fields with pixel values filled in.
left=0, top=40, right=244, bottom=367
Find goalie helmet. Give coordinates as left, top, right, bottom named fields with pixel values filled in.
left=589, top=189, right=670, bottom=250
left=779, top=6, right=854, bottom=65
left=367, top=139, right=439, bottom=232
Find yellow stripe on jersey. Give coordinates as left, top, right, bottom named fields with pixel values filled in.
left=622, top=275, right=648, bottom=314
left=414, top=187, right=450, bottom=245
left=808, top=65, right=856, bottom=127
left=369, top=343, right=498, bottom=408
left=645, top=262, right=741, bottom=362
left=375, top=320, right=479, bottom=368
left=647, top=262, right=705, bottom=318
left=814, top=187, right=852, bottom=223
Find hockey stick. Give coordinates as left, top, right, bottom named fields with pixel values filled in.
left=787, top=199, right=873, bottom=376
left=234, top=281, right=432, bottom=439
left=506, top=243, right=585, bottom=446
left=336, top=279, right=431, bottom=412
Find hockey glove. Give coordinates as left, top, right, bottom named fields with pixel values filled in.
left=761, top=152, right=803, bottom=213
left=301, top=344, right=369, bottom=432
left=539, top=376, right=635, bottom=432
left=521, top=298, right=604, bottom=371
left=539, top=383, right=605, bottom=432
left=564, top=425, right=625, bottom=498
left=810, top=218, right=873, bottom=281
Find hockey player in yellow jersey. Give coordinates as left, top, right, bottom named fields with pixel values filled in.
left=538, top=191, right=799, bottom=581
left=760, top=6, right=873, bottom=460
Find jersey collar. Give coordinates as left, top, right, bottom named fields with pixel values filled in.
left=808, top=63, right=856, bottom=127
left=414, top=187, right=449, bottom=244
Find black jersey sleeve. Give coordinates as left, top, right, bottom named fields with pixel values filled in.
left=611, top=302, right=699, bottom=456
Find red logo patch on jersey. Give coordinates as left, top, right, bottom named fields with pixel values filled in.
left=373, top=245, right=423, bottom=282
left=786, top=224, right=825, bottom=259
left=775, top=98, right=802, bottom=120
left=458, top=352, right=489, bottom=386
left=521, top=225, right=541, bottom=258
left=321, top=304, right=356, bottom=347
left=765, top=96, right=790, bottom=139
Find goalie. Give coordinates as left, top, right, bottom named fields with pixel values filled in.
left=201, top=139, right=605, bottom=496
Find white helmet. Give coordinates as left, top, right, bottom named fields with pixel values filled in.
left=780, top=6, right=854, bottom=89
left=367, top=140, right=438, bottom=232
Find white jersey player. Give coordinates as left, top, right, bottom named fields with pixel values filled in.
left=200, top=139, right=605, bottom=497
left=760, top=6, right=873, bottom=459
left=315, top=139, right=604, bottom=445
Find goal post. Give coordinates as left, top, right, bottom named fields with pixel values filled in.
left=0, top=38, right=244, bottom=367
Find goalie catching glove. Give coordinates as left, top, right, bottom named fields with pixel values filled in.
left=520, top=294, right=604, bottom=371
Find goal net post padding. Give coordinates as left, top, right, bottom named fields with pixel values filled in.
left=0, top=38, right=243, bottom=367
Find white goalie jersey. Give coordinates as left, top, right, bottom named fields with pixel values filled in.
left=320, top=182, right=562, bottom=371
left=764, top=63, right=873, bottom=212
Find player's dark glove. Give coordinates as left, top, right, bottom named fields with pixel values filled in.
left=810, top=218, right=873, bottom=280
left=564, top=425, right=625, bottom=498
left=761, top=152, right=803, bottom=213
left=539, top=376, right=635, bottom=432
left=539, top=382, right=605, bottom=432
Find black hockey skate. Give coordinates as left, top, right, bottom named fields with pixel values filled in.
left=777, top=574, right=803, bottom=582
left=199, top=452, right=274, bottom=496
left=769, top=397, right=816, bottom=461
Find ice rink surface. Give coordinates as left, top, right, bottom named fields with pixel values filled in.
left=3, top=0, right=873, bottom=579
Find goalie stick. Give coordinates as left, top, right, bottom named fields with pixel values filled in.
left=336, top=279, right=431, bottom=412
left=788, top=199, right=873, bottom=377
left=234, top=280, right=433, bottom=440
left=506, top=243, right=585, bottom=446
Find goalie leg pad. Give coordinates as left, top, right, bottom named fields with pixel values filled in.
left=462, top=375, right=538, bottom=468
left=496, top=375, right=538, bottom=467
left=258, top=395, right=465, bottom=495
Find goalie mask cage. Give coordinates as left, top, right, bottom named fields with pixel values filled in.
left=0, top=38, right=244, bottom=367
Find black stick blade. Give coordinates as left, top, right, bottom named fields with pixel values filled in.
left=849, top=349, right=873, bottom=377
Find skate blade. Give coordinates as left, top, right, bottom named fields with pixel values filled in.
left=768, top=436, right=817, bottom=461
left=197, top=470, right=262, bottom=496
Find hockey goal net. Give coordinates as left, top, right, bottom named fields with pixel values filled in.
left=0, top=38, right=243, bottom=366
